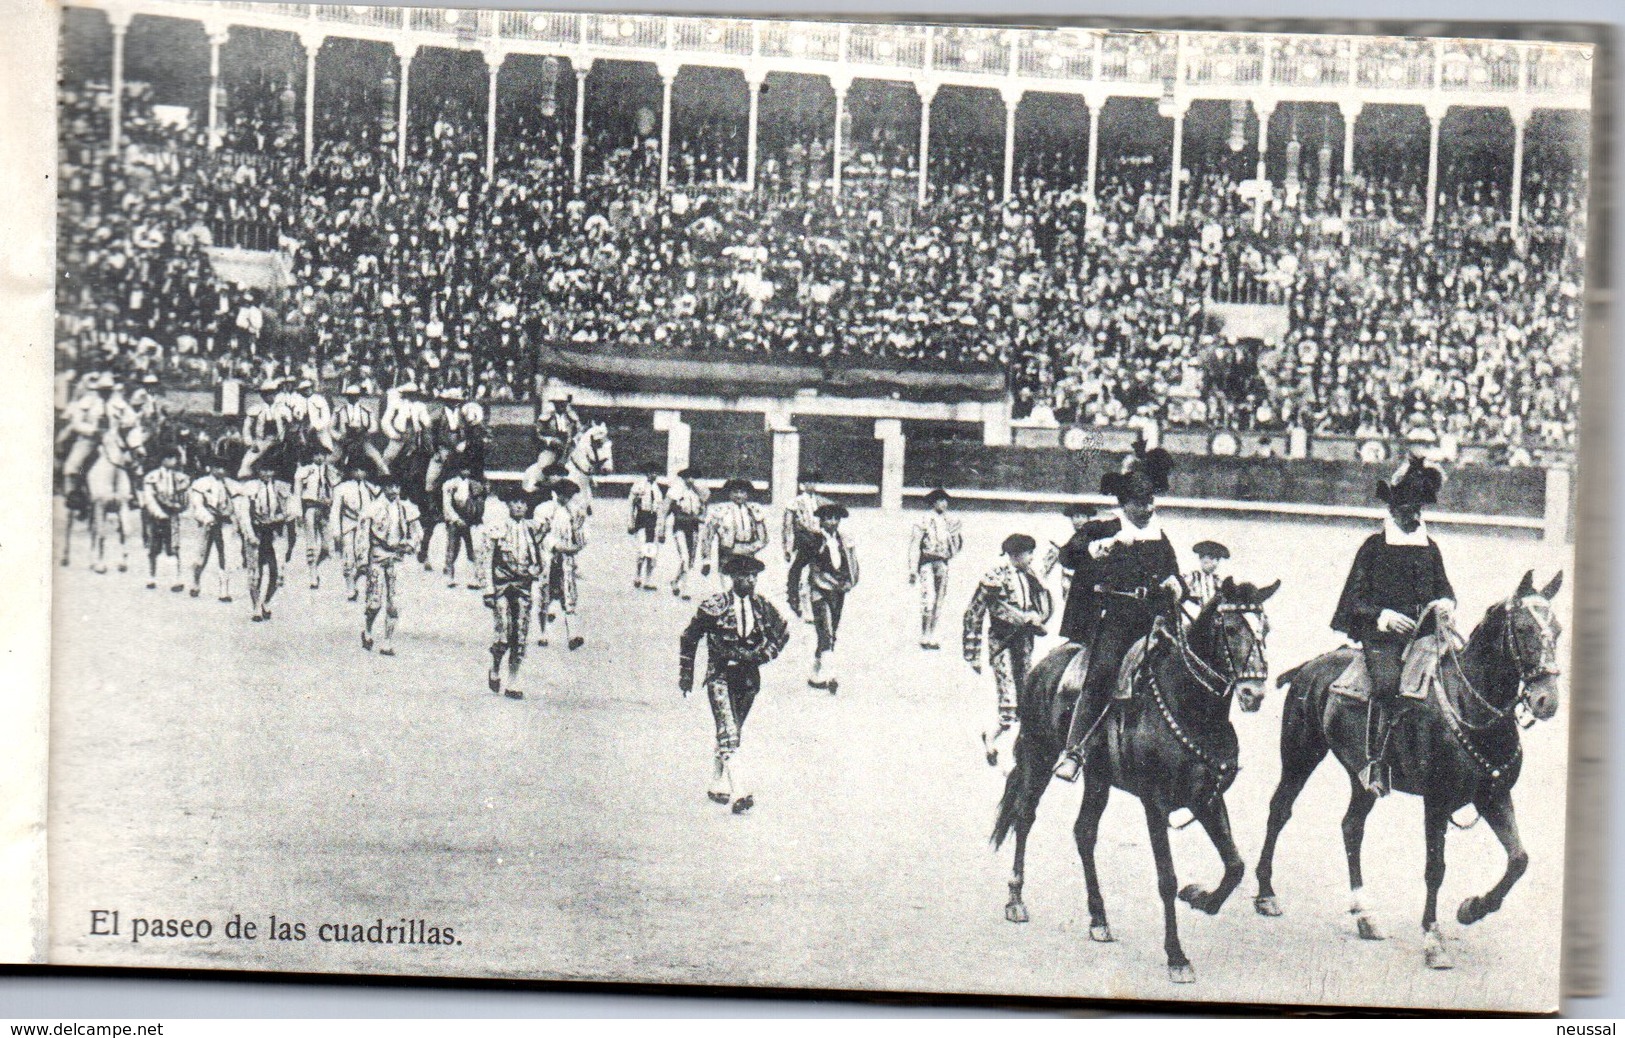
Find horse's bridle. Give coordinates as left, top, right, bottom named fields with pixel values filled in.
left=1499, top=596, right=1563, bottom=728
left=1171, top=602, right=1269, bottom=698
left=1430, top=597, right=1560, bottom=732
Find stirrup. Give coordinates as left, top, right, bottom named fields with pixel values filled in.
left=1052, top=754, right=1083, bottom=783
left=1360, top=761, right=1390, bottom=798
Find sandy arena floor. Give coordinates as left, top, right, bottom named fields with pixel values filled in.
left=47, top=501, right=1574, bottom=1011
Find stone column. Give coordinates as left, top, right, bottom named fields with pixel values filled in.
left=830, top=75, right=851, bottom=202
left=1544, top=465, right=1571, bottom=544
left=394, top=42, right=417, bottom=170
left=744, top=67, right=765, bottom=191
left=874, top=419, right=905, bottom=512
left=657, top=61, right=678, bottom=190
left=1338, top=99, right=1362, bottom=222
left=1424, top=101, right=1447, bottom=232
left=653, top=410, right=690, bottom=477
left=1168, top=100, right=1189, bottom=224
left=981, top=400, right=1013, bottom=447
left=1000, top=85, right=1023, bottom=204
left=483, top=50, right=503, bottom=180
left=1085, top=96, right=1102, bottom=217
left=1253, top=98, right=1276, bottom=233
left=770, top=426, right=801, bottom=509
left=205, top=26, right=229, bottom=150
left=108, top=8, right=132, bottom=157
left=299, top=32, right=323, bottom=169
left=1510, top=104, right=1531, bottom=239
left=915, top=79, right=938, bottom=206
left=572, top=59, right=592, bottom=187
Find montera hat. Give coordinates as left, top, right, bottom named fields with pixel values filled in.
left=552, top=478, right=580, bottom=497
left=1375, top=455, right=1444, bottom=507
left=721, top=478, right=754, bottom=495
left=815, top=503, right=849, bottom=520
left=1002, top=533, right=1038, bottom=556
left=924, top=487, right=951, bottom=505
left=721, top=555, right=766, bottom=577
left=1192, top=540, right=1230, bottom=560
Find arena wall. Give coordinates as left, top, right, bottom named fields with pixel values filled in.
left=166, top=389, right=1568, bottom=540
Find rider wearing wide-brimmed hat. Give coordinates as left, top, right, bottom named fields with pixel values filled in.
left=1331, top=455, right=1457, bottom=798
left=1052, top=445, right=1184, bottom=783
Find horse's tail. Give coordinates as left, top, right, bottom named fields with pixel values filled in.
left=991, top=764, right=1025, bottom=850
left=990, top=644, right=1077, bottom=849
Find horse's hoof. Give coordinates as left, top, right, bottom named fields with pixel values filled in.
left=1254, top=896, right=1282, bottom=917
left=1089, top=923, right=1115, bottom=943
left=1457, top=896, right=1494, bottom=926
left=1424, top=929, right=1453, bottom=970
left=1168, top=963, right=1196, bottom=984
left=1003, top=901, right=1029, bottom=924
left=1355, top=913, right=1384, bottom=941
left=1179, top=884, right=1202, bottom=906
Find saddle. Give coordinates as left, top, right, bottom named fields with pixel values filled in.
left=1329, top=637, right=1453, bottom=704
left=1049, top=633, right=1155, bottom=729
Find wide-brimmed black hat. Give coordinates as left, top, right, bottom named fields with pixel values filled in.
left=815, top=503, right=849, bottom=521
left=1002, top=533, right=1037, bottom=556
left=924, top=488, right=951, bottom=505
left=1376, top=455, right=1444, bottom=507
left=1192, top=540, right=1230, bottom=560
left=721, top=555, right=766, bottom=577
left=721, top=478, right=754, bottom=495
left=1100, top=445, right=1173, bottom=504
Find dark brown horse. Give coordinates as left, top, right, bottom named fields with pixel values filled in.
left=993, top=578, right=1279, bottom=983
left=1254, top=571, right=1564, bottom=970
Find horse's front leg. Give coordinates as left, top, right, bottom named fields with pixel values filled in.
left=113, top=503, right=130, bottom=571
left=1143, top=798, right=1194, bottom=983
left=1072, top=766, right=1114, bottom=941
left=1457, top=789, right=1528, bottom=926
left=1422, top=796, right=1453, bottom=969
left=1341, top=773, right=1382, bottom=940
left=1181, top=793, right=1244, bottom=916
left=89, top=504, right=108, bottom=572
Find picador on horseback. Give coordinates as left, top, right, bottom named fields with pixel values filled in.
left=1331, top=455, right=1457, bottom=798
left=1051, top=443, right=1184, bottom=783
left=1256, top=453, right=1565, bottom=970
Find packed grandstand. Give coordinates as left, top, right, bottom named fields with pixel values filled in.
left=55, top=9, right=1589, bottom=459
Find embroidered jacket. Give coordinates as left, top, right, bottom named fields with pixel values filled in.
left=909, top=512, right=964, bottom=569
left=963, top=562, right=1053, bottom=666
left=679, top=591, right=790, bottom=689
left=701, top=500, right=770, bottom=560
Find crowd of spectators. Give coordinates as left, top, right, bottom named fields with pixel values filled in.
left=55, top=68, right=1587, bottom=451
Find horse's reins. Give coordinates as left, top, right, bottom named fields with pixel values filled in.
left=1421, top=598, right=1556, bottom=783
left=1169, top=603, right=1268, bottom=698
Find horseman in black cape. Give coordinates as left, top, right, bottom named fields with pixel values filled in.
left=1330, top=454, right=1457, bottom=797
left=1050, top=443, right=1184, bottom=782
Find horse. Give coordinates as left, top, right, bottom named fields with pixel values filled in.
left=992, top=578, right=1279, bottom=984
left=565, top=423, right=614, bottom=516
left=1254, top=571, right=1564, bottom=970
left=79, top=424, right=149, bottom=574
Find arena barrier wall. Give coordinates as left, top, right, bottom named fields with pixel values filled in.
left=162, top=389, right=1570, bottom=541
